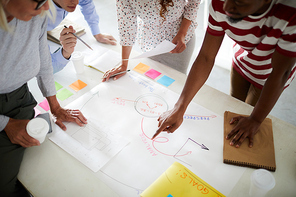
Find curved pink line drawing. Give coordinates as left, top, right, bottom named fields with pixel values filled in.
left=141, top=117, right=191, bottom=157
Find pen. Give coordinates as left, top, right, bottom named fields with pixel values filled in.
left=85, top=65, right=104, bottom=74
left=64, top=25, right=93, bottom=51
left=103, top=69, right=131, bottom=79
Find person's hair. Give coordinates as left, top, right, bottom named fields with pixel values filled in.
left=0, top=0, right=56, bottom=32
left=159, top=0, right=174, bottom=19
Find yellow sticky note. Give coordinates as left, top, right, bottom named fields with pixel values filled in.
left=141, top=162, right=225, bottom=197
left=133, top=63, right=150, bottom=74
left=69, top=80, right=87, bottom=92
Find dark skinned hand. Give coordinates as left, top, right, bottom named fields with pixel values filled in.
left=226, top=115, right=261, bottom=148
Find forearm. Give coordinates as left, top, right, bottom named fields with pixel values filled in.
left=175, top=54, right=215, bottom=113
left=174, top=32, right=223, bottom=113
left=121, top=45, right=133, bottom=69
left=251, top=50, right=295, bottom=123
left=46, top=95, right=61, bottom=113
left=176, top=18, right=192, bottom=38
left=251, top=71, right=289, bottom=123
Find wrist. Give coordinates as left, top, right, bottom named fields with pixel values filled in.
left=249, top=113, right=265, bottom=124
left=62, top=48, right=71, bottom=60
left=174, top=101, right=187, bottom=115
left=46, top=96, right=60, bottom=113
left=121, top=61, right=128, bottom=69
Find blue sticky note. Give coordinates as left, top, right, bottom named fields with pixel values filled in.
left=157, top=75, right=175, bottom=87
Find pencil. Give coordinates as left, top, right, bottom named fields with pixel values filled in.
left=85, top=65, right=104, bottom=74
left=103, top=70, right=131, bottom=79
left=64, top=25, right=93, bottom=51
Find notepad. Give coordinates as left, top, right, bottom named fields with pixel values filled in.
left=133, top=63, right=150, bottom=74
left=39, top=99, right=50, bottom=111
left=69, top=80, right=87, bottom=92
left=223, top=111, right=276, bottom=171
left=47, top=18, right=85, bottom=45
left=141, top=162, right=225, bottom=197
left=145, top=69, right=161, bottom=79
left=56, top=88, right=73, bottom=101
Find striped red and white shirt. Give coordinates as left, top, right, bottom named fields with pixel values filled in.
left=208, top=0, right=296, bottom=89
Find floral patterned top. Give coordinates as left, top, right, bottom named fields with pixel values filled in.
left=116, top=0, right=200, bottom=52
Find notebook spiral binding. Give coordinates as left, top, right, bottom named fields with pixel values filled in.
left=223, top=159, right=276, bottom=172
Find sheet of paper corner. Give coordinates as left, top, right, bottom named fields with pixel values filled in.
left=130, top=40, right=176, bottom=60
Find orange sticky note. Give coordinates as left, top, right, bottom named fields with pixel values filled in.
left=69, top=80, right=87, bottom=92
left=133, top=63, right=150, bottom=74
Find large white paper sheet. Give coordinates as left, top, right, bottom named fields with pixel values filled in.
left=83, top=46, right=121, bottom=72
left=50, top=118, right=129, bottom=172
left=52, top=71, right=246, bottom=196
left=132, top=40, right=176, bottom=59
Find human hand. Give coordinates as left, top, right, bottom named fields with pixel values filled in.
left=152, top=108, right=185, bottom=139
left=102, top=65, right=127, bottom=82
left=4, top=118, right=40, bottom=147
left=226, top=116, right=261, bottom=148
left=60, top=25, right=77, bottom=59
left=51, top=107, right=87, bottom=131
left=94, top=33, right=117, bottom=46
left=170, top=34, right=186, bottom=54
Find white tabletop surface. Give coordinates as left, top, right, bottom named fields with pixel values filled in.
left=18, top=14, right=296, bottom=197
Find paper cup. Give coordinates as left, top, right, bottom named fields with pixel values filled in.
left=72, top=51, right=84, bottom=74
left=26, top=117, right=49, bottom=144
left=249, top=169, right=275, bottom=197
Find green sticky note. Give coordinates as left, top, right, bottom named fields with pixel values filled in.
left=56, top=88, right=73, bottom=101
left=55, top=81, right=63, bottom=91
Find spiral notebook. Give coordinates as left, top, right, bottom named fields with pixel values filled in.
left=47, top=18, right=85, bottom=45
left=223, top=111, right=276, bottom=172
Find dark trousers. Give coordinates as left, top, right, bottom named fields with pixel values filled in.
left=0, top=83, right=37, bottom=197
left=230, top=67, right=262, bottom=106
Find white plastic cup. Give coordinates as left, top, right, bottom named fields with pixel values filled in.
left=249, top=169, right=276, bottom=197
left=26, top=117, right=49, bottom=144
left=71, top=51, right=84, bottom=74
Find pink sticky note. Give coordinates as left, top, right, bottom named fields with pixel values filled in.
left=145, top=69, right=161, bottom=79
left=39, top=99, right=50, bottom=111
left=34, top=107, right=41, bottom=117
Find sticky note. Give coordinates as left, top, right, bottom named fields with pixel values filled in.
left=133, top=63, right=150, bottom=74
left=145, top=69, right=161, bottom=79
left=34, top=107, right=41, bottom=117
left=69, top=80, right=87, bottom=92
left=56, top=88, right=73, bottom=101
left=38, top=99, right=50, bottom=111
left=157, top=75, right=175, bottom=87
left=55, top=81, right=63, bottom=91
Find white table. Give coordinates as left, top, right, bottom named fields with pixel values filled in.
left=19, top=14, right=296, bottom=197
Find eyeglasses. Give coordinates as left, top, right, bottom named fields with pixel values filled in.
left=33, top=0, right=48, bottom=10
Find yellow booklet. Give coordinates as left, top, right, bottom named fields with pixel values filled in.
left=141, top=162, right=225, bottom=197
left=47, top=18, right=86, bottom=45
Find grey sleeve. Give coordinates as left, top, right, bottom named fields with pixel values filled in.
left=36, top=16, right=57, bottom=98
left=0, top=115, right=9, bottom=132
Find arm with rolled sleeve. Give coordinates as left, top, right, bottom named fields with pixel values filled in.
left=79, top=0, right=100, bottom=35
left=0, top=116, right=9, bottom=132
left=51, top=47, right=70, bottom=74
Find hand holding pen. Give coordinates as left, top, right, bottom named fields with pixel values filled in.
left=60, top=25, right=77, bottom=59
left=102, top=65, right=130, bottom=82
left=64, top=25, right=93, bottom=51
